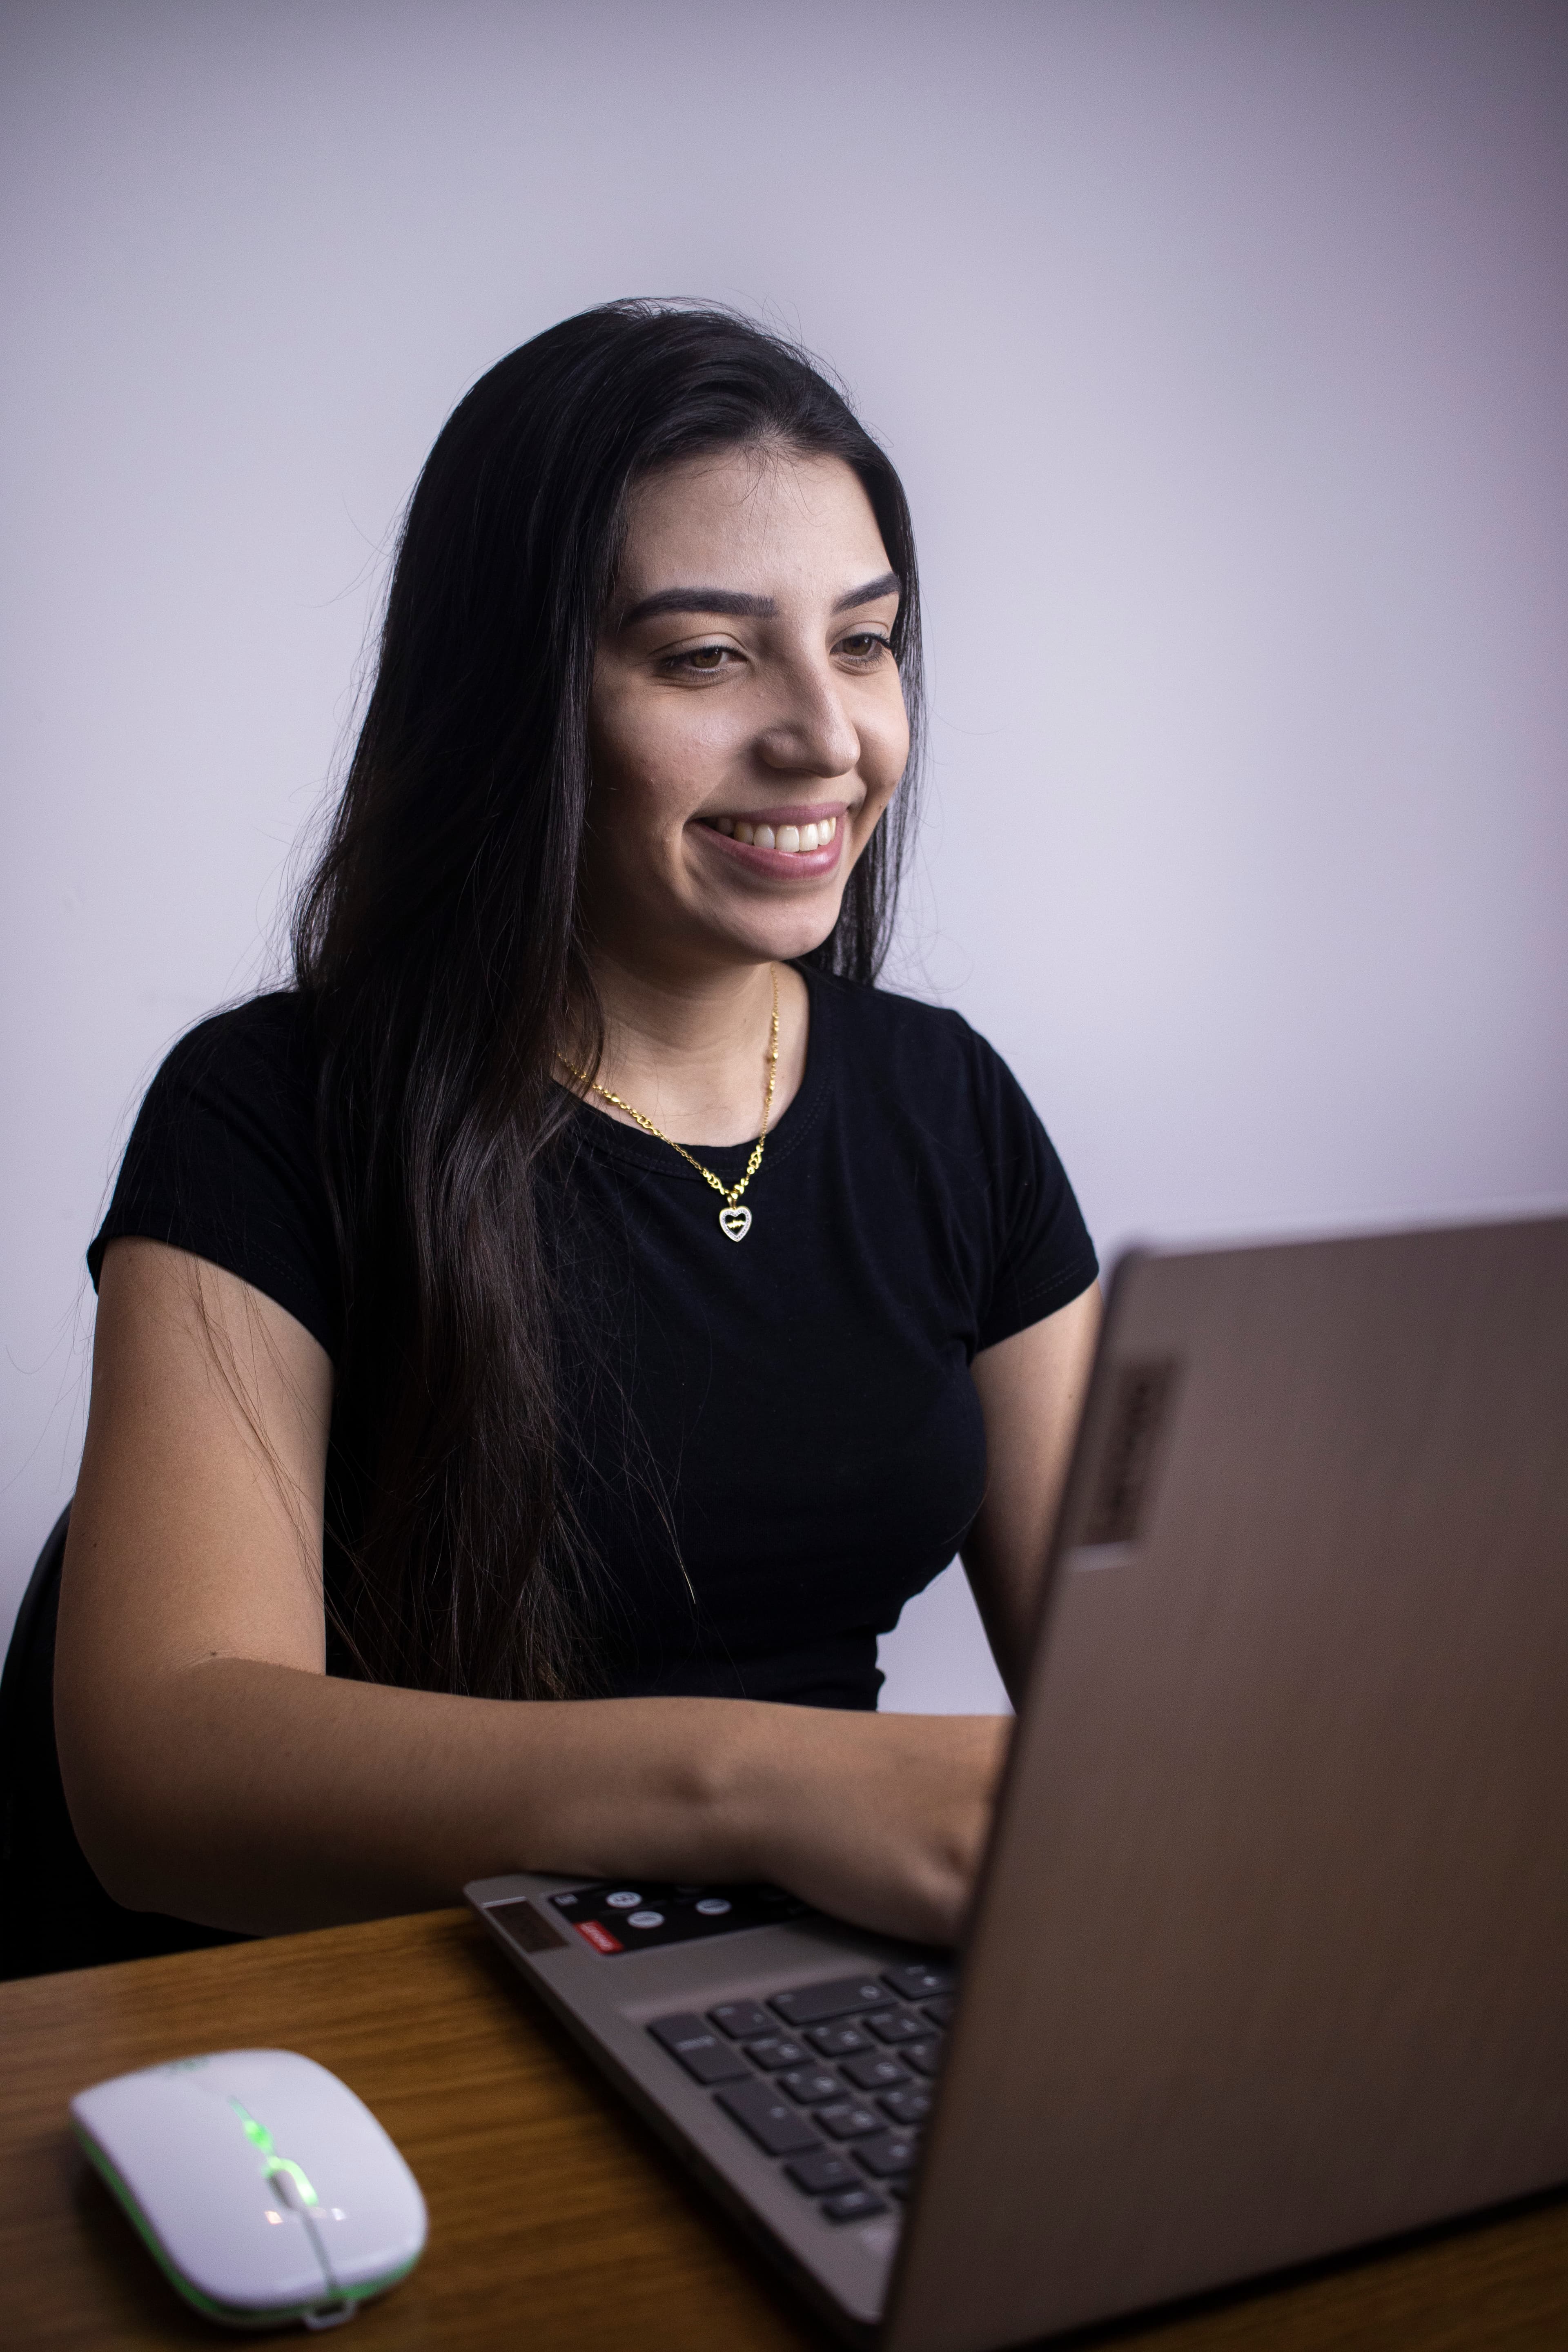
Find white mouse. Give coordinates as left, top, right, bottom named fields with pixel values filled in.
left=71, top=2048, right=427, bottom=2331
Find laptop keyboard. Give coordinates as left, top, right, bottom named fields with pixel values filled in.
left=648, top=1962, right=955, bottom=2226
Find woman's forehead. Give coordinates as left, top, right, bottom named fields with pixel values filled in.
left=618, top=447, right=889, bottom=599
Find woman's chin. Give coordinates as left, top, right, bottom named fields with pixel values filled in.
left=709, top=897, right=847, bottom=969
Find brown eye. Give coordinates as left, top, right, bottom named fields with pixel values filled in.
left=659, top=642, right=737, bottom=679
left=838, top=633, right=889, bottom=662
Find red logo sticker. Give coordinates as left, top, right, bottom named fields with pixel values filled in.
left=575, top=1919, right=623, bottom=1954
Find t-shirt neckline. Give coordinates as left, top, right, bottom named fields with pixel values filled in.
left=555, top=961, right=836, bottom=1182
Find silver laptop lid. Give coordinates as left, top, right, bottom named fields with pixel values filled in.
left=886, top=1216, right=1568, bottom=2352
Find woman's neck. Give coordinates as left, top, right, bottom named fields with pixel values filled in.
left=574, top=950, right=810, bottom=1148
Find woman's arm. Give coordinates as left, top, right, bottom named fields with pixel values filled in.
left=960, top=1284, right=1103, bottom=1703
left=56, top=1238, right=1006, bottom=1946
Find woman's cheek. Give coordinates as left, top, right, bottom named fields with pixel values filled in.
left=874, top=690, right=912, bottom=788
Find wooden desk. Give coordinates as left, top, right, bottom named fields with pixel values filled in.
left=5, top=1909, right=1567, bottom=2349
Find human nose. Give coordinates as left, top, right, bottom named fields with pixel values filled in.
left=753, top=654, right=861, bottom=780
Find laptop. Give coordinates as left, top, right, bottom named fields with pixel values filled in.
left=467, top=1215, right=1568, bottom=2350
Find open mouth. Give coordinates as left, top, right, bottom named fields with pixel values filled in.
left=697, top=811, right=842, bottom=857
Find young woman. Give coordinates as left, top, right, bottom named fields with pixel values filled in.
left=46, top=303, right=1100, bottom=1971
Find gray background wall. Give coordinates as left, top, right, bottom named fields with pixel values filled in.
left=3, top=0, right=1566, bottom=1709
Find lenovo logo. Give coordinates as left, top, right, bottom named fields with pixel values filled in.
left=1081, top=1358, right=1181, bottom=1548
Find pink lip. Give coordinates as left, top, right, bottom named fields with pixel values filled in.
left=692, top=802, right=853, bottom=882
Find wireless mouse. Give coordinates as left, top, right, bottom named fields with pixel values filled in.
left=71, top=2048, right=427, bottom=2330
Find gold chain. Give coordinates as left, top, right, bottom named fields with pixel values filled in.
left=559, top=966, right=780, bottom=1240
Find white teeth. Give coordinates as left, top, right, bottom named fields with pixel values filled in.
left=718, top=813, right=837, bottom=851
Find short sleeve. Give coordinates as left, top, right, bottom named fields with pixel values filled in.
left=87, top=993, right=342, bottom=1359
left=969, top=1037, right=1098, bottom=1352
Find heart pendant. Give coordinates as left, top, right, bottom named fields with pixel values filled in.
left=718, top=1203, right=752, bottom=1242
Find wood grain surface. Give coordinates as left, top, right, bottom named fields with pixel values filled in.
left=3, top=1908, right=1566, bottom=2350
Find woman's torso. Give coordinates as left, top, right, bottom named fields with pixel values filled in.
left=87, top=968, right=1099, bottom=1707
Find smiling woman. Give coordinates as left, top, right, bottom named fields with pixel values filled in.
left=575, top=446, right=911, bottom=1207
left=36, top=303, right=1100, bottom=1976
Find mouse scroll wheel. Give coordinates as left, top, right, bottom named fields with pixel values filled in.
left=272, top=2169, right=306, bottom=2212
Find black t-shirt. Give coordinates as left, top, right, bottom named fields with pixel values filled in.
left=87, top=967, right=1098, bottom=1709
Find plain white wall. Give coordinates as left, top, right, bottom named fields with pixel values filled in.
left=3, top=0, right=1566, bottom=1710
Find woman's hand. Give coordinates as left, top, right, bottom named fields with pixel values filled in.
left=733, top=1707, right=1013, bottom=1948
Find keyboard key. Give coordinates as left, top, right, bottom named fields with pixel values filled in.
left=745, top=2036, right=809, bottom=2071
left=777, top=2066, right=842, bottom=2105
left=785, top=2151, right=858, bottom=2195
left=715, top=2081, right=822, bottom=2157
left=708, top=2001, right=772, bottom=2040
left=823, top=2186, right=889, bottom=2223
left=648, top=2013, right=752, bottom=2084
left=903, top=2039, right=944, bottom=2078
left=855, top=2129, right=922, bottom=2180
left=771, top=1975, right=891, bottom=2027
left=841, top=2052, right=910, bottom=2091
left=883, top=1961, right=956, bottom=2002
left=879, top=2087, right=931, bottom=2127
left=922, top=1996, right=956, bottom=2028
left=807, top=2022, right=874, bottom=2058
left=867, top=2008, right=927, bottom=2044
left=815, top=2101, right=883, bottom=2140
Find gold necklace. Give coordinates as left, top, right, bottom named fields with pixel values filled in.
left=561, top=965, right=780, bottom=1242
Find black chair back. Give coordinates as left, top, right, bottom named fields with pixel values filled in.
left=0, top=1503, right=245, bottom=1978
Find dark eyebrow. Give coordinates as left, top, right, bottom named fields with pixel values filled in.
left=619, top=587, right=778, bottom=628
left=617, top=570, right=901, bottom=631
left=832, top=570, right=900, bottom=613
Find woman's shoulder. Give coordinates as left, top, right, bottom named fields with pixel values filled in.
left=807, top=968, right=1010, bottom=1102
left=807, top=969, right=1098, bottom=1336
left=89, top=989, right=341, bottom=1356
left=808, top=966, right=977, bottom=1038
left=147, top=988, right=316, bottom=1100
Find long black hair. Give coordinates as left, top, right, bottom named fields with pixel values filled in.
left=292, top=300, right=925, bottom=1702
